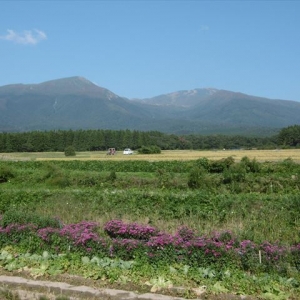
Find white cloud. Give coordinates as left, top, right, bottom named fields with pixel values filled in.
left=0, top=29, right=47, bottom=45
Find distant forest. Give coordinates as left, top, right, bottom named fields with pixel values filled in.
left=1, top=128, right=294, bottom=153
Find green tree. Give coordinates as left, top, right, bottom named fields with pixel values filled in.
left=277, top=125, right=300, bottom=147
left=64, top=145, right=76, bottom=156
left=138, top=145, right=161, bottom=154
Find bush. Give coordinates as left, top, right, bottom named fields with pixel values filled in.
left=48, top=175, right=71, bottom=187
left=155, top=168, right=174, bottom=188
left=106, top=171, right=117, bottom=182
left=43, top=163, right=70, bottom=187
left=0, top=166, right=14, bottom=183
left=188, top=166, right=207, bottom=189
left=194, top=157, right=210, bottom=171
left=0, top=209, right=62, bottom=229
left=223, top=163, right=247, bottom=184
left=138, top=145, right=161, bottom=154
left=64, top=145, right=76, bottom=156
left=209, top=156, right=234, bottom=173
left=240, top=156, right=261, bottom=173
left=104, top=219, right=158, bottom=240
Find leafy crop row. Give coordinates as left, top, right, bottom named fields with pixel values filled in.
left=0, top=217, right=300, bottom=298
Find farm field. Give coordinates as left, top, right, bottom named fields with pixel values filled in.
left=1, top=148, right=300, bottom=162
left=0, top=151, right=300, bottom=299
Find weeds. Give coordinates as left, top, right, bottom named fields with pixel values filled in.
left=0, top=157, right=300, bottom=298
left=0, top=289, right=20, bottom=300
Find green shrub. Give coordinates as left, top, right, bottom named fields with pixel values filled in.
left=0, top=209, right=61, bottom=229
left=155, top=168, right=174, bottom=188
left=64, top=145, right=76, bottom=157
left=76, top=174, right=99, bottom=186
left=0, top=165, right=14, bottom=183
left=106, top=171, right=117, bottom=182
left=278, top=157, right=300, bottom=173
left=209, top=156, right=234, bottom=173
left=138, top=145, right=161, bottom=154
left=43, top=163, right=71, bottom=187
left=240, top=156, right=261, bottom=173
left=193, top=157, right=210, bottom=171
left=223, top=163, right=247, bottom=184
left=188, top=166, right=208, bottom=189
left=43, top=163, right=62, bottom=180
left=48, top=175, right=71, bottom=187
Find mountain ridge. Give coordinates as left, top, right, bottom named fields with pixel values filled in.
left=0, top=76, right=299, bottom=135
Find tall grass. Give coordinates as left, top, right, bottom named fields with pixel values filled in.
left=0, top=157, right=299, bottom=245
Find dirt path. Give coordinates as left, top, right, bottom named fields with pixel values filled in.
left=0, top=274, right=258, bottom=300
left=0, top=275, right=189, bottom=300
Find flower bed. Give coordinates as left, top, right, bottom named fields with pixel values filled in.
left=0, top=219, right=299, bottom=275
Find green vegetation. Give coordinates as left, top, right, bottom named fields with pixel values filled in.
left=138, top=145, right=161, bottom=154
left=1, top=125, right=300, bottom=154
left=0, top=157, right=300, bottom=299
left=0, top=128, right=278, bottom=153
left=278, top=125, right=300, bottom=147
left=64, top=145, right=76, bottom=157
left=0, top=165, right=14, bottom=183
left=0, top=156, right=300, bottom=298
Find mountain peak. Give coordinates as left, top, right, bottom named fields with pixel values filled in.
left=38, top=76, right=97, bottom=92
left=139, top=88, right=220, bottom=107
left=0, top=76, right=119, bottom=100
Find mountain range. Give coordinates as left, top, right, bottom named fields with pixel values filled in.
left=0, top=76, right=299, bottom=136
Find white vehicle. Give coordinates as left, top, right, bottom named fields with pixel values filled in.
left=123, top=148, right=133, bottom=155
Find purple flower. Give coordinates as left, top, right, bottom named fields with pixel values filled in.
left=104, top=219, right=158, bottom=240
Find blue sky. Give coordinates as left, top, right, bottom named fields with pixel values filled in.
left=1, top=0, right=299, bottom=101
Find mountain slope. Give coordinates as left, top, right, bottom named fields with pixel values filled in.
left=184, top=90, right=300, bottom=127
left=0, top=77, right=152, bottom=131
left=0, top=77, right=299, bottom=135
left=135, top=89, right=300, bottom=133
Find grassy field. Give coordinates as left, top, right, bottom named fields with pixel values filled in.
left=1, top=149, right=300, bottom=299
left=1, top=148, right=300, bottom=162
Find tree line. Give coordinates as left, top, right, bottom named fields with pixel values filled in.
left=0, top=126, right=298, bottom=153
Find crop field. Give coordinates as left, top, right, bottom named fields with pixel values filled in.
left=1, top=150, right=300, bottom=299
left=1, top=148, right=300, bottom=162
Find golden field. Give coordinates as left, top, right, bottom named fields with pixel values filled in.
left=1, top=149, right=300, bottom=163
